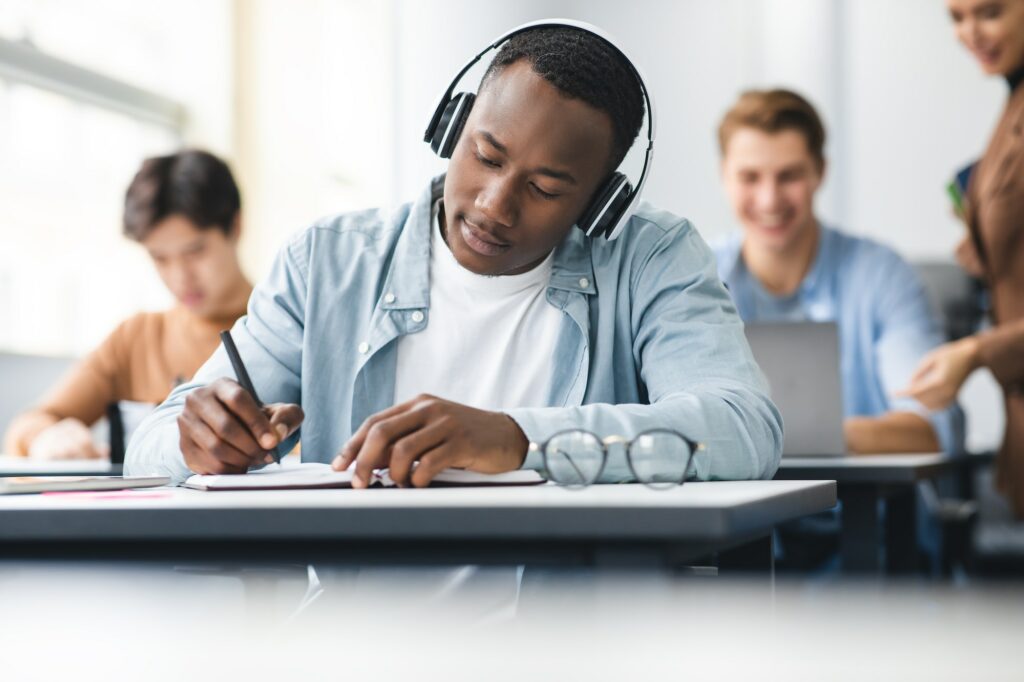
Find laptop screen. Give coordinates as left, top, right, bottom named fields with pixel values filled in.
left=744, top=321, right=845, bottom=457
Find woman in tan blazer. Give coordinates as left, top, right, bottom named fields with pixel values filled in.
left=902, top=0, right=1024, bottom=516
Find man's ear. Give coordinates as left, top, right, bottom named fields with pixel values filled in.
left=228, top=212, right=242, bottom=243
left=810, top=158, right=827, bottom=192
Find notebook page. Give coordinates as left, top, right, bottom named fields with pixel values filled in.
left=184, top=463, right=544, bottom=490
left=183, top=463, right=353, bottom=490
left=397, top=468, right=545, bottom=486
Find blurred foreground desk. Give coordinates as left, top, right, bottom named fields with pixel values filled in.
left=777, top=454, right=950, bottom=574
left=0, top=481, right=835, bottom=571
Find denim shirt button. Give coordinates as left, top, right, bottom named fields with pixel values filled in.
left=578, top=277, right=590, bottom=289
left=384, top=293, right=396, bottom=304
left=358, top=341, right=370, bottom=354
left=411, top=310, right=425, bottom=323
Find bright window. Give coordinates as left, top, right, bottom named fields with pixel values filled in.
left=0, top=0, right=231, bottom=356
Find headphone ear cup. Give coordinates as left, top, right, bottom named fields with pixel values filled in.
left=430, top=92, right=475, bottom=158
left=576, top=172, right=633, bottom=239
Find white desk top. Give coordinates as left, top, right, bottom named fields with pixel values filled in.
left=0, top=478, right=825, bottom=509
left=0, top=480, right=836, bottom=543
left=780, top=453, right=946, bottom=468
left=777, top=453, right=949, bottom=484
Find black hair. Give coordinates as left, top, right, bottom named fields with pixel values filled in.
left=123, top=149, right=241, bottom=241
left=480, top=26, right=645, bottom=171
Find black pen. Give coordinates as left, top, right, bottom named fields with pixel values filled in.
left=220, top=330, right=282, bottom=464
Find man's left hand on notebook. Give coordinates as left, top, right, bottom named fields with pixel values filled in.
left=332, top=394, right=529, bottom=488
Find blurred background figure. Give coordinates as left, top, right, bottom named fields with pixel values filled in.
left=901, top=0, right=1024, bottom=517
left=2, top=150, right=251, bottom=459
left=713, top=89, right=963, bottom=456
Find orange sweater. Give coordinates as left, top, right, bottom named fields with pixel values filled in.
left=3, top=304, right=247, bottom=456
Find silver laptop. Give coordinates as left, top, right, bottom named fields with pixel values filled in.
left=744, top=321, right=845, bottom=457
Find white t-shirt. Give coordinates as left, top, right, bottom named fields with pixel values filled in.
left=393, top=203, right=563, bottom=410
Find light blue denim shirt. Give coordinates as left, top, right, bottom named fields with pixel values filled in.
left=713, top=226, right=965, bottom=454
left=127, top=177, right=783, bottom=483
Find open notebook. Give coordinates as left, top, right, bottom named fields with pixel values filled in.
left=183, top=462, right=546, bottom=491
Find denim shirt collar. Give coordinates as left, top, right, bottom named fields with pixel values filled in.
left=548, top=222, right=597, bottom=296
left=382, top=175, right=596, bottom=310
left=378, top=178, right=436, bottom=313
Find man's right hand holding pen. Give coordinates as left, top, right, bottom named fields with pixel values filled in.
left=177, top=377, right=303, bottom=474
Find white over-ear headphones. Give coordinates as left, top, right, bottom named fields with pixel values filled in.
left=423, top=18, right=657, bottom=241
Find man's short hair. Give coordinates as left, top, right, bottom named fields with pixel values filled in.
left=718, top=89, right=826, bottom=170
left=481, top=26, right=645, bottom=172
left=123, top=149, right=241, bottom=241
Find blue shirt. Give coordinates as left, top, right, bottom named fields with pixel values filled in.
left=713, top=226, right=964, bottom=454
left=127, top=177, right=784, bottom=483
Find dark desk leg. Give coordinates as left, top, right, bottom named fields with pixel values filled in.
left=592, top=545, right=669, bottom=571
left=591, top=538, right=774, bottom=574
left=885, top=488, right=919, bottom=575
left=717, top=533, right=774, bottom=575
left=840, top=485, right=880, bottom=574
left=716, top=534, right=775, bottom=594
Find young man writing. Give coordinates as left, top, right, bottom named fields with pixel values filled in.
left=127, top=23, right=782, bottom=486
left=712, top=89, right=962, bottom=455
left=4, top=150, right=253, bottom=460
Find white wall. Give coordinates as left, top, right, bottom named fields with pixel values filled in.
left=842, top=0, right=1005, bottom=258
left=233, top=0, right=397, bottom=278
left=0, top=0, right=234, bottom=356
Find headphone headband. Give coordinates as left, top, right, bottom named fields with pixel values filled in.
left=424, top=18, right=657, bottom=240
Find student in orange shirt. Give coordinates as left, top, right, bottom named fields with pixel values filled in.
left=3, top=149, right=252, bottom=460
